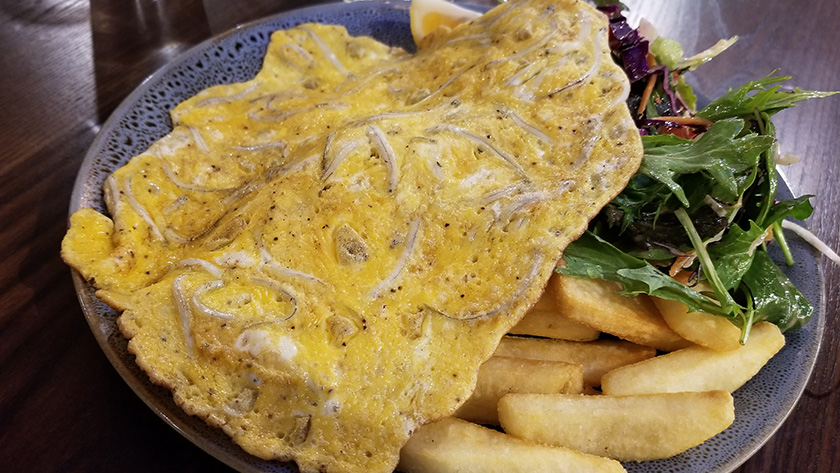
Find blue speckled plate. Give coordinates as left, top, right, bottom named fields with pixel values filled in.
left=69, top=2, right=824, bottom=472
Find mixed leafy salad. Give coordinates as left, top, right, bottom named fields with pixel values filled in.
left=562, top=2, right=837, bottom=342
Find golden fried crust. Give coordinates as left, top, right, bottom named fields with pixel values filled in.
left=62, top=1, right=642, bottom=472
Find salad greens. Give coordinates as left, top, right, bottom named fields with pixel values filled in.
left=697, top=73, right=837, bottom=121
left=637, top=118, right=772, bottom=208
left=561, top=3, right=837, bottom=342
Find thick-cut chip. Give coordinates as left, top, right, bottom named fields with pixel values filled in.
left=498, top=391, right=734, bottom=461
left=550, top=274, right=690, bottom=351
left=653, top=297, right=742, bottom=351
left=455, top=356, right=583, bottom=425
left=509, top=287, right=600, bottom=341
left=494, top=336, right=654, bottom=387
left=601, top=322, right=785, bottom=395
left=399, top=417, right=627, bottom=473
left=61, top=1, right=643, bottom=472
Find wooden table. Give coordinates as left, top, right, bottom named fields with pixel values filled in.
left=1, top=0, right=837, bottom=471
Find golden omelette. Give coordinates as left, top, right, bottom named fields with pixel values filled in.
left=62, top=0, right=643, bottom=471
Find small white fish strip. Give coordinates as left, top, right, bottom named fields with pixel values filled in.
left=370, top=218, right=422, bottom=298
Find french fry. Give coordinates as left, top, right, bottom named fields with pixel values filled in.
left=601, top=322, right=785, bottom=395
left=550, top=274, right=691, bottom=351
left=399, top=417, right=626, bottom=473
left=498, top=391, right=734, bottom=462
left=494, top=336, right=655, bottom=387
left=455, top=356, right=583, bottom=425
left=652, top=297, right=742, bottom=351
left=509, top=287, right=600, bottom=341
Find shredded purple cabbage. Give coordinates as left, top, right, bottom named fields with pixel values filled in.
left=598, top=5, right=694, bottom=135
left=598, top=5, right=650, bottom=82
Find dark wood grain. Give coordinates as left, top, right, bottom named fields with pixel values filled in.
left=0, top=1, right=837, bottom=472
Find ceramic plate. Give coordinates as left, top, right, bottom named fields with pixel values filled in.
left=68, top=2, right=825, bottom=472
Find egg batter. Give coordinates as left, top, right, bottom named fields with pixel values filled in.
left=62, top=0, right=643, bottom=471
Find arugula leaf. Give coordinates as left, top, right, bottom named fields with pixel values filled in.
left=698, top=72, right=838, bottom=120
left=762, top=196, right=814, bottom=227
left=561, top=232, right=729, bottom=316
left=608, top=174, right=672, bottom=231
left=707, top=221, right=766, bottom=290
left=640, top=119, right=773, bottom=206
left=746, top=111, right=778, bottom=226
left=674, top=208, right=738, bottom=313
left=641, top=133, right=687, bottom=147
left=768, top=196, right=815, bottom=267
left=741, top=250, right=813, bottom=331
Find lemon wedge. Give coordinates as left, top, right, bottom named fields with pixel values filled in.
left=410, top=0, right=482, bottom=46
